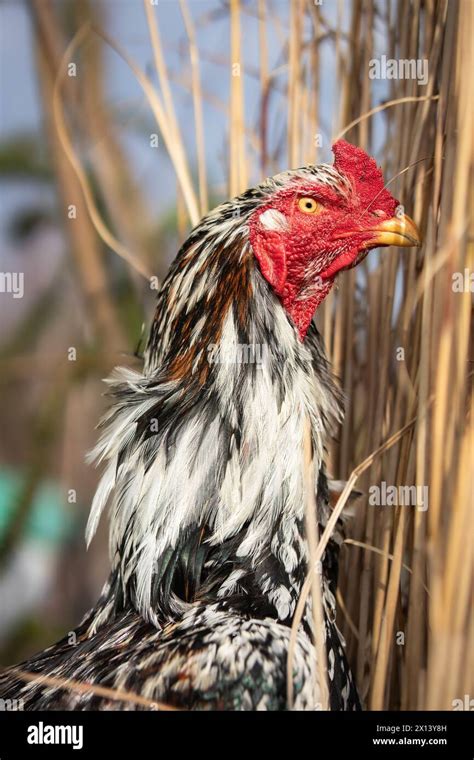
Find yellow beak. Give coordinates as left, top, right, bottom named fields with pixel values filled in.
left=367, top=213, right=422, bottom=248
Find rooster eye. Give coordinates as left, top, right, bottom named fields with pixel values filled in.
left=298, top=197, right=322, bottom=214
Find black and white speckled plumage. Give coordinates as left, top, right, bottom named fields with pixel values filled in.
left=0, top=162, right=361, bottom=711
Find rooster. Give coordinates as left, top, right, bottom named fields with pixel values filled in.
left=0, top=140, right=420, bottom=710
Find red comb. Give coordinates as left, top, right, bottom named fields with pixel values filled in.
left=332, top=139, right=398, bottom=216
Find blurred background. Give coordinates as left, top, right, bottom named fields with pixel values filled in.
left=0, top=0, right=472, bottom=710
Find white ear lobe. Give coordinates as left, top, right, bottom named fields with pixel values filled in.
left=259, top=209, right=289, bottom=231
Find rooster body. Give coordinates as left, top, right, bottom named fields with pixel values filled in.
left=0, top=141, right=420, bottom=710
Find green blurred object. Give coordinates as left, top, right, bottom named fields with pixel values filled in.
left=0, top=469, right=75, bottom=546
left=0, top=135, right=52, bottom=181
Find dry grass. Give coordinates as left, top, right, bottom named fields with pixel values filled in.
left=22, top=0, right=473, bottom=710
left=8, top=668, right=178, bottom=710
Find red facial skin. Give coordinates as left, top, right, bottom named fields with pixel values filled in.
left=249, top=141, right=399, bottom=339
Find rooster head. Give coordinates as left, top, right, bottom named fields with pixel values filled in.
left=249, top=139, right=421, bottom=337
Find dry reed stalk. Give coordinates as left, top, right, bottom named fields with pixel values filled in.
left=6, top=668, right=177, bottom=711
left=86, top=27, right=199, bottom=228
left=31, top=1, right=123, bottom=349
left=142, top=1, right=200, bottom=226
left=422, top=0, right=473, bottom=709
left=302, top=419, right=330, bottom=711
left=51, top=23, right=153, bottom=281
left=287, top=416, right=419, bottom=706
left=229, top=0, right=247, bottom=195
left=257, top=0, right=269, bottom=175
left=76, top=2, right=155, bottom=283
left=287, top=0, right=303, bottom=168
left=179, top=0, right=209, bottom=215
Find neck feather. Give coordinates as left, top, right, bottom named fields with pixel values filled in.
left=86, top=225, right=343, bottom=627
